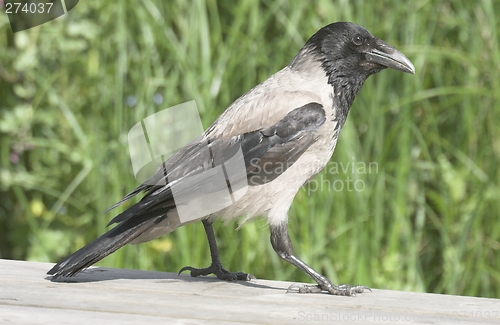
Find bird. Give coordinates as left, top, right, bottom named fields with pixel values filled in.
left=48, top=22, right=415, bottom=296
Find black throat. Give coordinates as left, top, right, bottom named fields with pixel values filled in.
left=320, top=56, right=371, bottom=123
left=290, top=42, right=374, bottom=130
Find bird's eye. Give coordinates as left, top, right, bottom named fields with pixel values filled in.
left=352, top=34, right=364, bottom=46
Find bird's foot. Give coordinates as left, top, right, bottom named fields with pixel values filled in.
left=287, top=281, right=371, bottom=296
left=178, top=263, right=255, bottom=281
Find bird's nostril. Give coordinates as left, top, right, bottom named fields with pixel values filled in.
left=377, top=44, right=394, bottom=54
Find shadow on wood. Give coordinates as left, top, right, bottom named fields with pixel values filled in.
left=45, top=264, right=284, bottom=292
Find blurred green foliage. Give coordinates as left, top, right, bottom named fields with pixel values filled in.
left=0, top=0, right=499, bottom=298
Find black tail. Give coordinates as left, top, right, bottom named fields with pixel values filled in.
left=47, top=213, right=162, bottom=279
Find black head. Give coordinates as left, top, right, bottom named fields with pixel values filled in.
left=291, top=22, right=414, bottom=109
left=299, top=22, right=415, bottom=76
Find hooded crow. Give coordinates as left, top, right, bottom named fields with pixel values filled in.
left=48, top=22, right=415, bottom=295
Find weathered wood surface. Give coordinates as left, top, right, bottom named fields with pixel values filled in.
left=0, top=259, right=498, bottom=324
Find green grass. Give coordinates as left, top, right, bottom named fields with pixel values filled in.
left=1, top=0, right=499, bottom=298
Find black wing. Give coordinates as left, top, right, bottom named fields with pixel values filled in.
left=107, top=102, right=326, bottom=224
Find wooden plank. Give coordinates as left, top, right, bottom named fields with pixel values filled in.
left=0, top=259, right=498, bottom=324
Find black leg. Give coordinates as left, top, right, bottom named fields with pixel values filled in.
left=179, top=219, right=254, bottom=281
left=270, top=221, right=370, bottom=296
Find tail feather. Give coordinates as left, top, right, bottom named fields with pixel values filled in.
left=47, top=214, right=164, bottom=279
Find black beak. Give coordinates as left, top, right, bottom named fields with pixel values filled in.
left=366, top=42, right=415, bottom=74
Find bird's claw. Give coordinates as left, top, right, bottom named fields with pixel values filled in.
left=178, top=264, right=255, bottom=281
left=287, top=282, right=371, bottom=296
